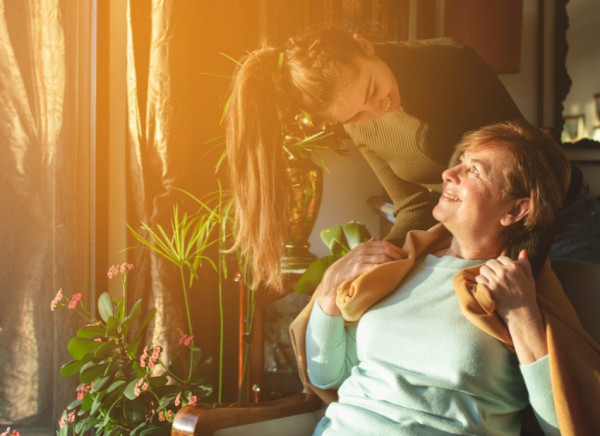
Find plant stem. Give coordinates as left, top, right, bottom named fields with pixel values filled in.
left=179, top=266, right=194, bottom=382
left=217, top=250, right=224, bottom=404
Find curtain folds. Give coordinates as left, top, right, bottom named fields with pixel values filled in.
left=0, top=1, right=259, bottom=429
left=0, top=0, right=85, bottom=427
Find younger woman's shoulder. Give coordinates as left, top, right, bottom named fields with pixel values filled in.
left=379, top=37, right=466, bottom=51
left=376, top=37, right=476, bottom=62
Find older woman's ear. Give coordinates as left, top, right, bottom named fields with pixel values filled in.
left=501, top=198, right=531, bottom=227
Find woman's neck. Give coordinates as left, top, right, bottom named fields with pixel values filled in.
left=436, top=238, right=503, bottom=260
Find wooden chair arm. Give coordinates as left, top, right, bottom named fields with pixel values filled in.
left=171, top=393, right=324, bottom=436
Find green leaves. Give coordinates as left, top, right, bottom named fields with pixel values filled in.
left=294, top=221, right=371, bottom=294
left=98, top=292, right=114, bottom=322
left=54, top=187, right=231, bottom=435
left=68, top=337, right=103, bottom=360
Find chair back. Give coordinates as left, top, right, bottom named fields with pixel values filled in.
left=550, top=259, right=600, bottom=342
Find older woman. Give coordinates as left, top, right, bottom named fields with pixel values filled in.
left=291, top=120, right=600, bottom=436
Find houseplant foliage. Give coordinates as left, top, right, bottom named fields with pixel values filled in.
left=53, top=189, right=238, bottom=435
left=293, top=221, right=371, bottom=295
left=52, top=265, right=211, bottom=436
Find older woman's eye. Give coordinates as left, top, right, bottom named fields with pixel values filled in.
left=469, top=166, right=480, bottom=176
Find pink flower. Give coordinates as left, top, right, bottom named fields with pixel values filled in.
left=134, top=378, right=146, bottom=397
left=67, top=411, right=75, bottom=423
left=11, top=431, right=19, bottom=436
left=187, top=395, right=198, bottom=406
left=50, top=289, right=63, bottom=311
left=68, top=292, right=82, bottom=310
left=119, top=262, right=134, bottom=273
left=107, top=265, right=119, bottom=279
left=179, top=334, right=194, bottom=347
left=58, top=410, right=67, bottom=428
left=174, top=392, right=182, bottom=406
left=158, top=410, right=173, bottom=422
left=108, top=263, right=134, bottom=278
left=140, top=346, right=148, bottom=367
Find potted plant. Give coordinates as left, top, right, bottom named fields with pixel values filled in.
left=52, top=189, right=237, bottom=435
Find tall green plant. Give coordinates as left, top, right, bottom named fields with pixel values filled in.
left=128, top=187, right=237, bottom=404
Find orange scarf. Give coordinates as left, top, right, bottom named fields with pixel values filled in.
left=290, top=224, right=600, bottom=435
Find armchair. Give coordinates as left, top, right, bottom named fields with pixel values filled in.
left=172, top=258, right=600, bottom=435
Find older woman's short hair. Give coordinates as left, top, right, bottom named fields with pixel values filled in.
left=450, top=119, right=571, bottom=243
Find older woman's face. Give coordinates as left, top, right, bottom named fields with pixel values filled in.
left=432, top=145, right=518, bottom=238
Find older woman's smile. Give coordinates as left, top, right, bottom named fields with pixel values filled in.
left=441, top=190, right=461, bottom=202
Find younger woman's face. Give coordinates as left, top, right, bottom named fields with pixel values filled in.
left=328, top=51, right=401, bottom=125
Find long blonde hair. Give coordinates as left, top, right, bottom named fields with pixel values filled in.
left=225, top=24, right=365, bottom=290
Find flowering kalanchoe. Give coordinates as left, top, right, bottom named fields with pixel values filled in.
left=50, top=289, right=63, bottom=311
left=178, top=334, right=194, bottom=347
left=58, top=410, right=76, bottom=428
left=133, top=377, right=149, bottom=397
left=0, top=428, right=19, bottom=436
left=174, top=392, right=198, bottom=407
left=107, top=262, right=134, bottom=279
left=158, top=409, right=173, bottom=422
left=76, top=382, right=94, bottom=400
left=68, top=292, right=82, bottom=309
left=140, top=345, right=161, bottom=370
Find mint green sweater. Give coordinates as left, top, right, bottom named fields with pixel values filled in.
left=306, top=255, right=559, bottom=435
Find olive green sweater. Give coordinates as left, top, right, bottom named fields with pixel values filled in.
left=344, top=38, right=523, bottom=245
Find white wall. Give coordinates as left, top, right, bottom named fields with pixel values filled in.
left=308, top=144, right=383, bottom=258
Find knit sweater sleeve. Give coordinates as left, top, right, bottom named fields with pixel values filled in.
left=520, top=355, right=560, bottom=435
left=353, top=129, right=442, bottom=245
left=305, top=300, right=358, bottom=389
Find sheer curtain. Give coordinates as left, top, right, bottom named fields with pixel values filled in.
left=0, top=0, right=266, bottom=430
left=124, top=0, right=262, bottom=402
left=0, top=0, right=93, bottom=429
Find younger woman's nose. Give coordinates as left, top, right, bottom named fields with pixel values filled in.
left=369, top=97, right=388, bottom=118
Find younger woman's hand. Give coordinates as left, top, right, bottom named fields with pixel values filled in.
left=317, top=238, right=406, bottom=316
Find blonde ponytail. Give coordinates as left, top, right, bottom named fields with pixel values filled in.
left=225, top=23, right=366, bottom=290
left=226, top=45, right=290, bottom=290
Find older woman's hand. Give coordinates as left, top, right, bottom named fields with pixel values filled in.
left=475, top=250, right=548, bottom=364
left=317, top=238, right=407, bottom=316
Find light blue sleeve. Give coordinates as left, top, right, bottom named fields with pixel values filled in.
left=520, top=355, right=560, bottom=436
left=305, top=301, right=358, bottom=389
